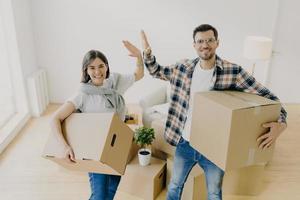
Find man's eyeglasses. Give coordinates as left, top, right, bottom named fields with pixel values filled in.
left=195, top=38, right=217, bottom=45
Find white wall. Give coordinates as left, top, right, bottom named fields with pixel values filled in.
left=29, top=0, right=281, bottom=103
left=11, top=0, right=38, bottom=78
left=266, top=0, right=300, bottom=103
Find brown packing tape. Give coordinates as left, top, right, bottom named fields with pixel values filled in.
left=246, top=148, right=256, bottom=165
left=253, top=106, right=261, bottom=115
left=224, top=91, right=268, bottom=116
left=224, top=91, right=261, bottom=107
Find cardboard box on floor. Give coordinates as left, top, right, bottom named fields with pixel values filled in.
left=43, top=113, right=134, bottom=175
left=190, top=91, right=281, bottom=171
left=117, top=156, right=166, bottom=200
left=151, top=119, right=175, bottom=159
left=223, top=163, right=266, bottom=195
left=167, top=156, right=266, bottom=199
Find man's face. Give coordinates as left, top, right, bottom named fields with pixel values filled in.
left=193, top=30, right=219, bottom=60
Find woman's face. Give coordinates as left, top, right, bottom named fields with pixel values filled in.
left=87, top=57, right=108, bottom=86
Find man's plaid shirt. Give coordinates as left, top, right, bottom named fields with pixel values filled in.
left=144, top=54, right=287, bottom=146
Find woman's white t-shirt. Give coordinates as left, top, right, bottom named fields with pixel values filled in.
left=67, top=73, right=135, bottom=113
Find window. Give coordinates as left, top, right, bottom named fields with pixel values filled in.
left=0, top=0, right=30, bottom=153
left=0, top=20, right=16, bottom=129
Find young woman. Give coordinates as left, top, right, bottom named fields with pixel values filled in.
left=50, top=41, right=142, bottom=200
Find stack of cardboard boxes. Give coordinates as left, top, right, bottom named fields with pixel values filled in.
left=151, top=91, right=281, bottom=198
left=43, top=108, right=167, bottom=200
left=43, top=91, right=281, bottom=199
left=116, top=105, right=167, bottom=200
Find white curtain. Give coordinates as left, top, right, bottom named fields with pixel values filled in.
left=0, top=13, right=16, bottom=129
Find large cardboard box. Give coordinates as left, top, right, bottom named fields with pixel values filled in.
left=43, top=113, right=134, bottom=175
left=117, top=156, right=166, bottom=200
left=223, top=163, right=266, bottom=195
left=190, top=91, right=281, bottom=171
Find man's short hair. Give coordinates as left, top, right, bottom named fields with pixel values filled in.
left=193, top=24, right=218, bottom=41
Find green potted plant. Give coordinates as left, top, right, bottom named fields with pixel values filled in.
left=134, top=127, right=155, bottom=166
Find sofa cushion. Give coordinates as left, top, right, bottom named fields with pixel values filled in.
left=142, top=107, right=167, bottom=128
left=151, top=103, right=169, bottom=116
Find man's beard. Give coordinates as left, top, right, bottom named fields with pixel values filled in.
left=200, top=52, right=215, bottom=60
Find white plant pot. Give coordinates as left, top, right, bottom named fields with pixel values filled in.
left=138, top=148, right=151, bottom=166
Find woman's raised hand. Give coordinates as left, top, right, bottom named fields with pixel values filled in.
left=122, top=40, right=142, bottom=58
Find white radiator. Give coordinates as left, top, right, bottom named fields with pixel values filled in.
left=27, top=69, right=49, bottom=117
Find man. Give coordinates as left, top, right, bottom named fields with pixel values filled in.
left=123, top=24, right=287, bottom=200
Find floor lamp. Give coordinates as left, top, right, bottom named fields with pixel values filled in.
left=243, top=36, right=272, bottom=76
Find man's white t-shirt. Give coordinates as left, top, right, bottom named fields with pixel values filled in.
left=182, top=62, right=214, bottom=141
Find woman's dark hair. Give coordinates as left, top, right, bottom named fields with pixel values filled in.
left=193, top=24, right=218, bottom=42
left=81, top=50, right=110, bottom=83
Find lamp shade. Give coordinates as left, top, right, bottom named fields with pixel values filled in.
left=243, top=36, right=272, bottom=60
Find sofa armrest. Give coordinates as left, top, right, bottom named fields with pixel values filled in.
left=138, top=85, right=167, bottom=109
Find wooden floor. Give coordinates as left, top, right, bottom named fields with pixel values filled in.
left=0, top=104, right=299, bottom=200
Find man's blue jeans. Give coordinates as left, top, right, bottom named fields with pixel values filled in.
left=88, top=173, right=121, bottom=200
left=167, top=137, right=224, bottom=200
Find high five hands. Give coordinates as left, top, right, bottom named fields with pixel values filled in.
left=122, top=40, right=141, bottom=58
left=123, top=30, right=151, bottom=57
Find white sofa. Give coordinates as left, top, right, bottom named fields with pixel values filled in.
left=138, top=84, right=170, bottom=128
left=139, top=84, right=176, bottom=158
